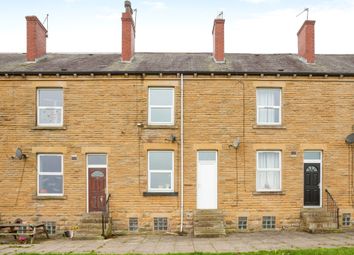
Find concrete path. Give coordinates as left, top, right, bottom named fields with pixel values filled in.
left=1, top=231, right=354, bottom=254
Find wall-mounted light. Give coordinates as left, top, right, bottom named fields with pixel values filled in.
left=166, top=135, right=177, bottom=143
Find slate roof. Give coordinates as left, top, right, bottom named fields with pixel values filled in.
left=0, top=52, right=354, bottom=75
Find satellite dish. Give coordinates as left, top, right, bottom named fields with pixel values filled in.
left=229, top=138, right=241, bottom=149
left=346, top=133, right=354, bottom=145
left=15, top=148, right=27, bottom=160
left=233, top=138, right=241, bottom=149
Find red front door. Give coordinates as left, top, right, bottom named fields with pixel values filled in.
left=88, top=168, right=106, bottom=212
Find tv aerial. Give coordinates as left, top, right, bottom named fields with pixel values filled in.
left=296, top=8, right=309, bottom=20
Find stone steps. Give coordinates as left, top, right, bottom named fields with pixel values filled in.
left=73, top=233, right=105, bottom=240
left=74, top=212, right=111, bottom=239
left=300, top=208, right=339, bottom=233
left=194, top=209, right=226, bottom=237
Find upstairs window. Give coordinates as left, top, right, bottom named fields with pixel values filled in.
left=148, top=88, right=174, bottom=125
left=256, top=88, right=281, bottom=125
left=37, top=88, right=63, bottom=126
left=148, top=151, right=174, bottom=192
left=37, top=154, right=63, bottom=196
left=256, top=151, right=281, bottom=192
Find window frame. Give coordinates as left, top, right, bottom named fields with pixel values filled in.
left=238, top=217, right=248, bottom=230
left=154, top=217, right=168, bottom=231
left=148, top=151, right=174, bottom=192
left=148, top=87, right=175, bottom=125
left=256, top=151, right=282, bottom=192
left=44, top=221, right=57, bottom=235
left=262, top=216, right=276, bottom=229
left=37, top=154, right=64, bottom=197
left=342, top=213, right=351, bottom=227
left=256, top=88, right=282, bottom=125
left=37, top=88, right=64, bottom=127
left=128, top=217, right=139, bottom=232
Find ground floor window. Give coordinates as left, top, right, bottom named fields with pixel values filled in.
left=148, top=151, right=174, bottom=192
left=256, top=151, right=281, bottom=191
left=343, top=213, right=351, bottom=226
left=262, top=216, right=276, bottom=229
left=44, top=221, right=56, bottom=235
left=37, top=154, right=63, bottom=196
left=129, top=217, right=138, bottom=232
left=17, top=226, right=27, bottom=234
left=154, top=217, right=168, bottom=231
left=238, top=217, right=247, bottom=230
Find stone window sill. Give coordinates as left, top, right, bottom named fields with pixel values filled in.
left=33, top=195, right=67, bottom=200
left=252, top=191, right=286, bottom=196
left=143, top=192, right=178, bottom=197
left=253, top=125, right=286, bottom=130
left=144, top=125, right=178, bottom=130
left=32, top=126, right=67, bottom=130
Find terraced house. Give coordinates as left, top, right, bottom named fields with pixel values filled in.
left=0, top=1, right=353, bottom=238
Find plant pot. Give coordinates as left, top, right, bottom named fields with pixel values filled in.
left=64, top=230, right=74, bottom=238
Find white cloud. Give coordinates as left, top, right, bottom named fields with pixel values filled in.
left=224, top=3, right=354, bottom=54
left=240, top=0, right=277, bottom=4
left=1, top=1, right=353, bottom=53
left=63, top=0, right=82, bottom=3
left=142, top=1, right=167, bottom=10
left=227, top=8, right=299, bottom=53
left=95, top=7, right=120, bottom=21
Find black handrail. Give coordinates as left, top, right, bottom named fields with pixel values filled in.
left=102, top=193, right=111, bottom=237
left=325, top=189, right=339, bottom=229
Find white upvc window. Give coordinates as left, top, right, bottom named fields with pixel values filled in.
left=37, top=154, right=63, bottom=196
left=256, top=151, right=281, bottom=192
left=256, top=88, right=281, bottom=125
left=148, top=88, right=174, bottom=125
left=148, top=151, right=174, bottom=192
left=37, top=88, right=63, bottom=126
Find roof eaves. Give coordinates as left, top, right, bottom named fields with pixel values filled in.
left=0, top=71, right=352, bottom=76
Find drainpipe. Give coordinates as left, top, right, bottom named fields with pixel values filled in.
left=180, top=73, right=184, bottom=233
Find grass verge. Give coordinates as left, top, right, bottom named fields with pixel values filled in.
left=13, top=247, right=354, bottom=255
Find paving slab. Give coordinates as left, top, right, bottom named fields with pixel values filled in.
left=2, top=231, right=354, bottom=254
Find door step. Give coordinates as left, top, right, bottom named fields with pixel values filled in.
left=74, top=213, right=112, bottom=240
left=300, top=208, right=339, bottom=233
left=194, top=209, right=226, bottom=237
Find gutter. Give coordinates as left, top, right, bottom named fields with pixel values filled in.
left=0, top=71, right=353, bottom=77
left=180, top=73, right=184, bottom=233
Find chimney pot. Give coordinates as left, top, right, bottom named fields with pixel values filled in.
left=26, top=16, right=47, bottom=62
left=212, top=17, right=225, bottom=63
left=125, top=1, right=133, bottom=14
left=121, top=1, right=135, bottom=62
left=297, top=20, right=315, bottom=63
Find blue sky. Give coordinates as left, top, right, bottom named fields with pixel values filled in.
left=1, top=0, right=354, bottom=53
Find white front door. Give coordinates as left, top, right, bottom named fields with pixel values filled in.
left=197, top=151, right=217, bottom=209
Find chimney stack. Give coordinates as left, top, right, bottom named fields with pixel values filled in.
left=121, top=1, right=135, bottom=62
left=26, top=16, right=47, bottom=62
left=297, top=20, right=315, bottom=63
left=212, top=16, right=225, bottom=63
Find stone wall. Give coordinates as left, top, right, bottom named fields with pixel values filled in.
left=0, top=74, right=353, bottom=233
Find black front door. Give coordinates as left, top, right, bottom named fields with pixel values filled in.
left=304, top=163, right=321, bottom=206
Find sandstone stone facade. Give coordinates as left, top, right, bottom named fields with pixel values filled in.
left=0, top=74, right=353, bottom=234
